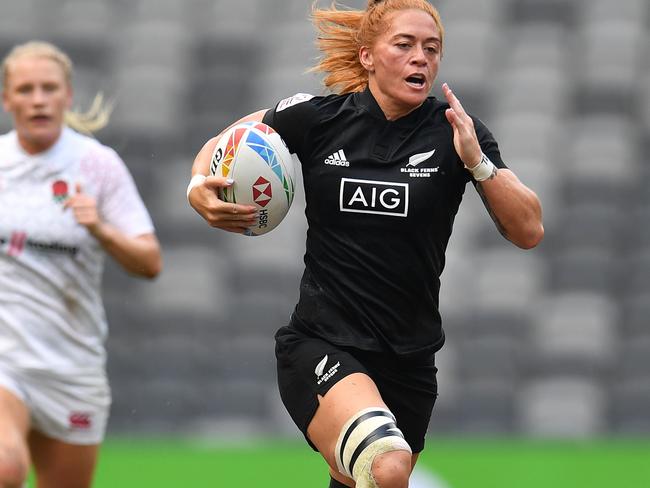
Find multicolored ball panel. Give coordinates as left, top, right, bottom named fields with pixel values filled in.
left=209, top=121, right=296, bottom=235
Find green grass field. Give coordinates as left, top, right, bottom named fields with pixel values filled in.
left=86, top=437, right=650, bottom=487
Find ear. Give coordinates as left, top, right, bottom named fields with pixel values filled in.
left=359, top=45, right=374, bottom=72
left=65, top=84, right=73, bottom=110
left=2, top=89, right=10, bottom=113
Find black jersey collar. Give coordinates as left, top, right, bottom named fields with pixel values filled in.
left=355, top=86, right=430, bottom=127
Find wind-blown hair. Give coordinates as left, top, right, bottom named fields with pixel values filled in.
left=1, top=41, right=112, bottom=135
left=311, top=0, right=444, bottom=94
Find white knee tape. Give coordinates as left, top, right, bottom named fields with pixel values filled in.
left=335, top=407, right=412, bottom=488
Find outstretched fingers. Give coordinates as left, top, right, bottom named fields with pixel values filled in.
left=442, top=82, right=469, bottom=127
left=442, top=83, right=482, bottom=168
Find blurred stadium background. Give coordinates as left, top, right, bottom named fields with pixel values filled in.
left=2, top=0, right=650, bottom=486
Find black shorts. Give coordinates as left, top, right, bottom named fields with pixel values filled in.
left=274, top=325, right=438, bottom=453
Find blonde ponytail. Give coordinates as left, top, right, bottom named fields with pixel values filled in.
left=65, top=93, right=113, bottom=135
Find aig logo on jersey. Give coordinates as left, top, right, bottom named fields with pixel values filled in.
left=340, top=178, right=409, bottom=217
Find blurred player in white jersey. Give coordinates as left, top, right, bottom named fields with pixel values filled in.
left=0, top=41, right=162, bottom=488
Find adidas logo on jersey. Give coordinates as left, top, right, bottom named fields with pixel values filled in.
left=324, top=149, right=350, bottom=167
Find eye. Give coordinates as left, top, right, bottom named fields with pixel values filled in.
left=396, top=42, right=411, bottom=49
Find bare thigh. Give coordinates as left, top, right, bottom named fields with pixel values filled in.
left=28, top=431, right=99, bottom=488
left=307, top=373, right=419, bottom=486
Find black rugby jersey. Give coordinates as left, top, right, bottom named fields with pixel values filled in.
left=263, top=88, right=507, bottom=357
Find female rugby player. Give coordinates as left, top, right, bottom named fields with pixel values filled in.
left=188, top=1, right=543, bottom=487
left=0, top=41, right=161, bottom=488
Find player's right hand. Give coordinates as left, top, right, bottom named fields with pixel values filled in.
left=189, top=175, right=257, bottom=234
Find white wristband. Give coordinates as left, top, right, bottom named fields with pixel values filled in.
left=186, top=174, right=207, bottom=200
left=465, top=153, right=497, bottom=182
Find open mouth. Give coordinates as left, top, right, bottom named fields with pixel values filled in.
left=405, top=74, right=426, bottom=88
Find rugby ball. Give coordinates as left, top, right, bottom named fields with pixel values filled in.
left=209, top=121, right=296, bottom=236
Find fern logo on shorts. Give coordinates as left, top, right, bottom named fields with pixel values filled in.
left=315, top=355, right=328, bottom=377
left=69, top=412, right=92, bottom=430
left=315, top=355, right=341, bottom=386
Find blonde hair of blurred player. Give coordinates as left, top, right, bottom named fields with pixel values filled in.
left=2, top=40, right=112, bottom=136
left=310, top=0, right=445, bottom=94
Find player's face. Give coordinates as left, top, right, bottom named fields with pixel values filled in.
left=2, top=56, right=72, bottom=154
left=361, top=9, right=441, bottom=120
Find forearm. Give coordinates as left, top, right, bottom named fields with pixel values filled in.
left=89, top=224, right=162, bottom=278
left=476, top=168, right=544, bottom=249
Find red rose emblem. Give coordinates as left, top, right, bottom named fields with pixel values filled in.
left=52, top=180, right=69, bottom=203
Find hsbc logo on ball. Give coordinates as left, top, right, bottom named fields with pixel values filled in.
left=340, top=178, right=409, bottom=217
left=252, top=176, right=272, bottom=207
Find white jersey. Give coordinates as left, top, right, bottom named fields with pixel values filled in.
left=0, top=127, right=154, bottom=376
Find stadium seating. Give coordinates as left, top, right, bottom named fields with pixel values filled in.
left=518, top=377, right=608, bottom=437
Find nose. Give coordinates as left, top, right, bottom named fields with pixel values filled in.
left=411, top=45, right=427, bottom=65
left=31, top=87, right=47, bottom=105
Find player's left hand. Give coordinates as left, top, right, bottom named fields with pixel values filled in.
left=63, top=183, right=101, bottom=232
left=442, top=83, right=482, bottom=169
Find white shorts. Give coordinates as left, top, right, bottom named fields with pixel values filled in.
left=0, top=365, right=111, bottom=445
